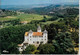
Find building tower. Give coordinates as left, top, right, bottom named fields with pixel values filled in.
left=37, top=26, right=41, bottom=32
left=43, top=29, right=48, bottom=43
left=29, top=30, right=33, bottom=37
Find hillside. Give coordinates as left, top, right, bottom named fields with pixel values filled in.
left=0, top=13, right=52, bottom=22
left=19, top=4, right=79, bottom=15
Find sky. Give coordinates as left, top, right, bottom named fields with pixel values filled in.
left=1, top=0, right=79, bottom=5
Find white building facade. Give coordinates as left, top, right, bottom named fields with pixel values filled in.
left=18, top=26, right=48, bottom=52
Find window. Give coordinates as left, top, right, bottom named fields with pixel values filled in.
left=40, top=41, right=43, bottom=44
left=37, top=41, right=39, bottom=44
left=30, top=36, right=31, bottom=38
left=21, top=48, right=23, bottom=49
left=33, top=41, right=35, bottom=43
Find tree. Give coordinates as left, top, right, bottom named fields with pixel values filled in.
left=10, top=19, right=21, bottom=26
left=38, top=44, right=55, bottom=54
left=66, top=8, right=79, bottom=15
left=43, top=16, right=47, bottom=19
left=52, top=32, right=76, bottom=54
left=48, top=16, right=58, bottom=21
left=71, top=32, right=79, bottom=44
left=43, top=23, right=68, bottom=43
left=22, top=45, right=37, bottom=54
left=0, top=24, right=37, bottom=54
left=70, top=21, right=79, bottom=29
left=42, top=16, right=47, bottom=22
left=43, top=24, right=57, bottom=43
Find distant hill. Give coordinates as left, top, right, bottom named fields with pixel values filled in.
left=19, top=4, right=79, bottom=15
left=1, top=2, right=79, bottom=10
left=1, top=4, right=51, bottom=10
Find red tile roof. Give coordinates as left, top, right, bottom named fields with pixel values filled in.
left=25, top=32, right=43, bottom=36
left=33, top=32, right=43, bottom=36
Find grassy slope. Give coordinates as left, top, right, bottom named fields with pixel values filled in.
left=0, top=13, right=63, bottom=25
left=0, top=13, right=64, bottom=25
left=0, top=17, right=17, bottom=21
left=0, top=14, right=52, bottom=22
left=41, top=18, right=63, bottom=24
left=16, top=14, right=52, bottom=22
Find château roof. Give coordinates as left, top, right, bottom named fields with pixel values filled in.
left=33, top=32, right=43, bottom=36
left=25, top=32, right=43, bottom=36
left=25, top=26, right=47, bottom=36
left=25, top=32, right=28, bottom=36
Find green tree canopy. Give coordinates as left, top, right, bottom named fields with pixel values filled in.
left=0, top=24, right=37, bottom=54
left=22, top=45, right=37, bottom=54
left=52, top=32, right=76, bottom=54
left=38, top=44, right=55, bottom=54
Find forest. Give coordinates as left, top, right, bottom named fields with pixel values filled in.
left=0, top=4, right=79, bottom=54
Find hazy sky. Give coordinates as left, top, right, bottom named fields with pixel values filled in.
left=1, top=0, right=79, bottom=5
